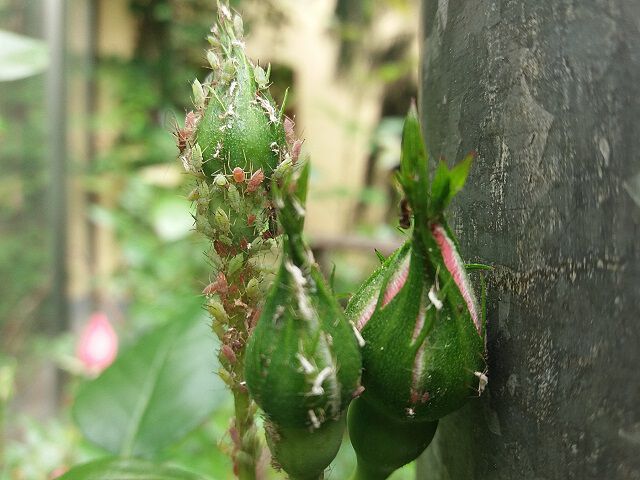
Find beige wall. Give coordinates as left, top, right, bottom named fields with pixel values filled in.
left=246, top=0, right=418, bottom=238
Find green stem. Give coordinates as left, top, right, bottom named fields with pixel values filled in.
left=290, top=473, right=324, bottom=480
left=348, top=463, right=390, bottom=480
left=232, top=352, right=258, bottom=480
left=0, top=400, right=5, bottom=476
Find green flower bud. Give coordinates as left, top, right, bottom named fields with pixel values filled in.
left=194, top=8, right=286, bottom=179
left=345, top=105, right=487, bottom=477
left=245, top=163, right=362, bottom=479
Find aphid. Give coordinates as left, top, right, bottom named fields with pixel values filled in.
left=185, top=110, right=198, bottom=129
left=228, top=184, right=241, bottom=212
left=219, top=3, right=232, bottom=21
left=233, top=14, right=244, bottom=38
left=214, top=174, right=228, bottom=187
left=191, top=143, right=203, bottom=171
left=284, top=116, right=296, bottom=145
left=247, top=169, right=265, bottom=192
left=214, top=208, right=231, bottom=233
left=254, top=65, right=269, bottom=89
left=192, top=79, right=206, bottom=109
left=290, top=139, right=304, bottom=164
left=352, top=385, right=365, bottom=398
left=173, top=126, right=191, bottom=154
left=203, top=272, right=228, bottom=296
left=187, top=187, right=199, bottom=201
left=221, top=344, right=237, bottom=364
left=207, top=50, right=220, bottom=70
left=399, top=198, right=411, bottom=229
left=232, top=167, right=245, bottom=183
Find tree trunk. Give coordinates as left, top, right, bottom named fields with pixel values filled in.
left=417, top=1, right=640, bottom=479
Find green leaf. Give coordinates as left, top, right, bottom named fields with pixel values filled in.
left=429, top=154, right=474, bottom=217
left=398, top=104, right=429, bottom=212
left=58, top=457, right=212, bottom=480
left=429, top=160, right=451, bottom=215
left=295, top=160, right=311, bottom=206
left=73, top=314, right=225, bottom=457
left=448, top=153, right=473, bottom=199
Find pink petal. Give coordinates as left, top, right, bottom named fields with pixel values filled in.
left=77, top=312, right=118, bottom=374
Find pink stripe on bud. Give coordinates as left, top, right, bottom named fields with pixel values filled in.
left=430, top=224, right=481, bottom=333
left=356, top=298, right=377, bottom=331
left=382, top=256, right=410, bottom=307
left=410, top=342, right=427, bottom=407
left=411, top=296, right=428, bottom=344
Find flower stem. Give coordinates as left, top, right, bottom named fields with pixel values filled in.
left=348, top=464, right=390, bottom=480
left=232, top=354, right=258, bottom=480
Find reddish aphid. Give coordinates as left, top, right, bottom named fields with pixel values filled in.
left=221, top=344, right=237, bottom=364
left=247, top=214, right=256, bottom=226
left=399, top=198, right=412, bottom=229
left=174, top=110, right=198, bottom=153
left=232, top=167, right=245, bottom=183
left=247, top=168, right=265, bottom=192
left=284, top=116, right=296, bottom=145
left=352, top=385, right=366, bottom=399
left=290, top=139, right=304, bottom=164
left=203, top=272, right=229, bottom=296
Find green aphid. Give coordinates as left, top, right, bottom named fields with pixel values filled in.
left=227, top=183, right=242, bottom=212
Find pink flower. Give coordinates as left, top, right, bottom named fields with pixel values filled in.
left=77, top=312, right=118, bottom=375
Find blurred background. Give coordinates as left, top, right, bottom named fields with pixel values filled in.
left=0, top=0, right=421, bottom=478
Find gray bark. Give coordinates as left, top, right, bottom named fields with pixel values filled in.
left=417, top=1, right=640, bottom=479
